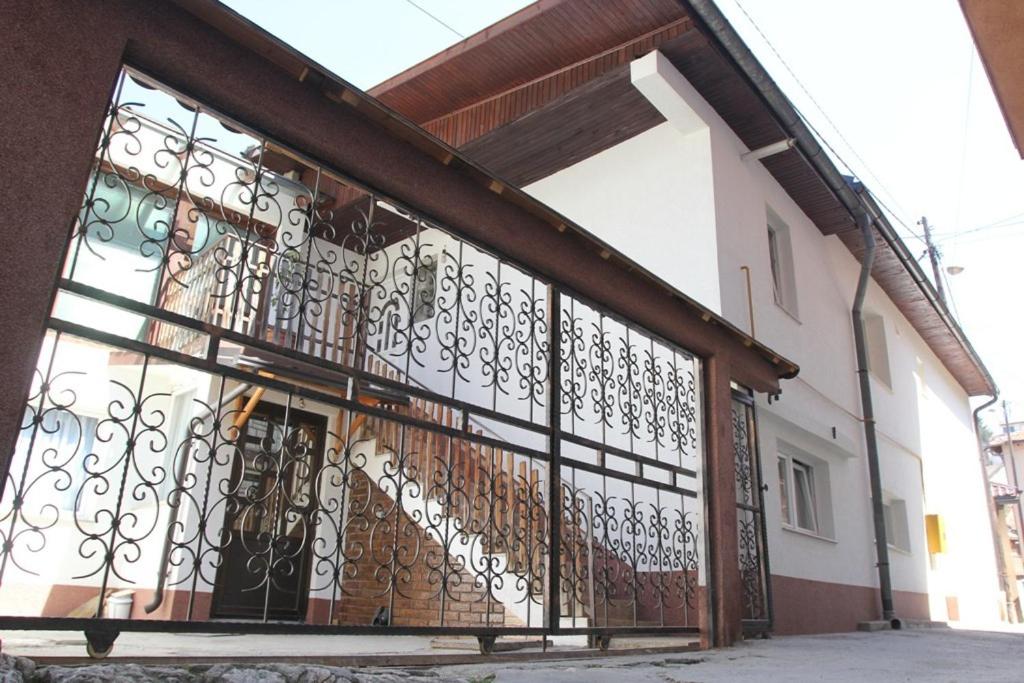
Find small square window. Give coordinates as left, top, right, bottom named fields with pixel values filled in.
left=883, top=498, right=911, bottom=552
left=778, top=454, right=823, bottom=536
left=411, top=257, right=437, bottom=324
left=864, top=313, right=892, bottom=388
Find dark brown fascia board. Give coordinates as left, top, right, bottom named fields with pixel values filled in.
left=167, top=0, right=800, bottom=383
left=861, top=192, right=997, bottom=396
left=958, top=0, right=1024, bottom=158
left=678, top=0, right=995, bottom=397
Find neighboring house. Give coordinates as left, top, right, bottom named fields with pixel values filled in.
left=368, top=0, right=1002, bottom=633
left=988, top=423, right=1024, bottom=620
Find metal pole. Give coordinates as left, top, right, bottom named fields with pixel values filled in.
left=974, top=393, right=1016, bottom=622
left=547, top=288, right=562, bottom=634
left=1001, top=401, right=1024, bottom=547
left=919, top=216, right=947, bottom=307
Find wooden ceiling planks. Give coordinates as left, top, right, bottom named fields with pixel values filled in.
left=459, top=65, right=665, bottom=186
left=416, top=20, right=690, bottom=149
left=370, top=0, right=687, bottom=124
left=837, top=228, right=990, bottom=395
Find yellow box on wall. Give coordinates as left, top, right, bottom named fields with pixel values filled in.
left=926, top=514, right=946, bottom=554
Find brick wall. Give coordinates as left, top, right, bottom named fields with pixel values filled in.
left=333, top=479, right=522, bottom=628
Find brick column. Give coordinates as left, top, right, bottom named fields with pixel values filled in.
left=703, top=353, right=742, bottom=646
left=0, top=1, right=127, bottom=481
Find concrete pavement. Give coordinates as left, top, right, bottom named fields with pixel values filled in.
left=1, top=626, right=1022, bottom=681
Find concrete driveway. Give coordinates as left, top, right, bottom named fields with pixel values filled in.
left=0, top=626, right=1021, bottom=681
left=446, top=627, right=1023, bottom=682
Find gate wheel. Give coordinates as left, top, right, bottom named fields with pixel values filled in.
left=477, top=635, right=497, bottom=655
left=597, top=634, right=612, bottom=651
left=84, top=629, right=119, bottom=659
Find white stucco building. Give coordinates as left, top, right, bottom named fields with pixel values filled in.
left=370, top=0, right=1003, bottom=633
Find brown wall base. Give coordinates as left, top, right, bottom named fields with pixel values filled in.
left=771, top=574, right=930, bottom=635
left=1, top=584, right=214, bottom=622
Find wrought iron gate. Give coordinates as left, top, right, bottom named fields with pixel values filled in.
left=0, top=67, right=707, bottom=656
left=731, top=389, right=772, bottom=634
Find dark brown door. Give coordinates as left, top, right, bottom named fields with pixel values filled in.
left=211, top=401, right=326, bottom=621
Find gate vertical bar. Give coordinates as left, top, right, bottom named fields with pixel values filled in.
left=547, top=287, right=562, bottom=634
left=749, top=398, right=774, bottom=629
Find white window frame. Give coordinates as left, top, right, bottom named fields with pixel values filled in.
left=767, top=225, right=784, bottom=307
left=778, top=455, right=820, bottom=535
left=883, top=497, right=911, bottom=553
left=410, top=255, right=438, bottom=324
left=864, top=312, right=892, bottom=388
left=766, top=209, right=799, bottom=318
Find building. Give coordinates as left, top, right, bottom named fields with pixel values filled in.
left=987, top=421, right=1024, bottom=620
left=0, top=0, right=1001, bottom=660
left=368, top=0, right=1002, bottom=633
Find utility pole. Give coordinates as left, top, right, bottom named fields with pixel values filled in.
left=1001, top=400, right=1024, bottom=562
left=919, top=216, right=947, bottom=306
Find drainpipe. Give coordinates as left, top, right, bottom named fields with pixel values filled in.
left=679, top=0, right=899, bottom=627
left=852, top=203, right=897, bottom=625
left=144, top=382, right=252, bottom=614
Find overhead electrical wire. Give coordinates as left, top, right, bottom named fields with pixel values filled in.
left=953, top=50, right=975, bottom=234
left=731, top=0, right=925, bottom=247
left=401, top=0, right=465, bottom=39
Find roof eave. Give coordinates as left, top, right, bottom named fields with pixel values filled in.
left=679, top=0, right=996, bottom=397
left=169, top=0, right=799, bottom=383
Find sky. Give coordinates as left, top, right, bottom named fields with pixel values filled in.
left=221, top=0, right=1024, bottom=431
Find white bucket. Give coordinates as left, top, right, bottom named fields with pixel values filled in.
left=104, top=591, right=134, bottom=619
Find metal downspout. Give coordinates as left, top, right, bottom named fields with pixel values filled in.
left=852, top=205, right=897, bottom=624
left=680, top=0, right=899, bottom=627
left=144, top=382, right=252, bottom=614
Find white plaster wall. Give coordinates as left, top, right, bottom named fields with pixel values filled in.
left=525, top=122, right=722, bottom=313
left=514, top=49, right=1000, bottom=623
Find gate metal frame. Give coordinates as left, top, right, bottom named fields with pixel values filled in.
left=0, top=64, right=709, bottom=657
left=731, top=388, right=773, bottom=635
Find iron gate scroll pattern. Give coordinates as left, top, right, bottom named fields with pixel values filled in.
left=731, top=391, right=772, bottom=632
left=0, top=68, right=705, bottom=647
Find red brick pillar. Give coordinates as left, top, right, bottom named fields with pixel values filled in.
left=0, top=1, right=126, bottom=479
left=703, top=353, right=742, bottom=647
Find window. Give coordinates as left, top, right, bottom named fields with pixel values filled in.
left=883, top=497, right=911, bottom=552
left=411, top=256, right=437, bottom=324
left=777, top=457, right=790, bottom=525
left=864, top=313, right=892, bottom=388
left=765, top=210, right=798, bottom=316
left=778, top=455, right=820, bottom=534
left=767, top=225, right=784, bottom=306
left=14, top=410, right=97, bottom=511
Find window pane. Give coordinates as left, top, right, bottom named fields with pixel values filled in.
left=777, top=457, right=790, bottom=524
left=767, top=226, right=783, bottom=306
left=793, top=461, right=817, bottom=532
